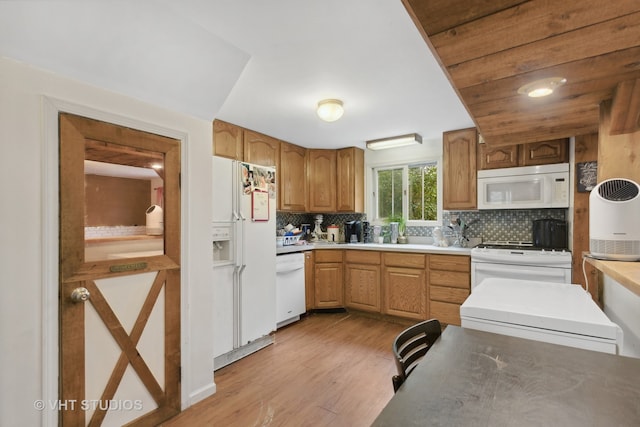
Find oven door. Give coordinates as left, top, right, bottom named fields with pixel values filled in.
left=471, top=261, right=571, bottom=290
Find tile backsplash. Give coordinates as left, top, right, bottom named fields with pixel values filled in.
left=277, top=209, right=567, bottom=244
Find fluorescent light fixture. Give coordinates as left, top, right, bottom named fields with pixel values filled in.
left=517, top=77, right=567, bottom=98
left=316, top=99, right=344, bottom=122
left=366, top=133, right=422, bottom=150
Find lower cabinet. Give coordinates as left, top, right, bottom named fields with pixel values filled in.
left=428, top=254, right=470, bottom=326
left=314, top=250, right=344, bottom=308
left=382, top=252, right=427, bottom=320
left=344, top=250, right=381, bottom=312
left=306, top=249, right=470, bottom=323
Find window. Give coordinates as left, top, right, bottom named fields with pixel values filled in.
left=374, top=161, right=439, bottom=224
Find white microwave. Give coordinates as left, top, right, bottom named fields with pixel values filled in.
left=477, top=163, right=570, bottom=210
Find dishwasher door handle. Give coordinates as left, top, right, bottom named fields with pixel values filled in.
left=276, top=265, right=304, bottom=274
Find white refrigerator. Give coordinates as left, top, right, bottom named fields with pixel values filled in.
left=212, top=156, right=276, bottom=369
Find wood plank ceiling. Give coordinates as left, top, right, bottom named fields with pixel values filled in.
left=402, top=0, right=640, bottom=146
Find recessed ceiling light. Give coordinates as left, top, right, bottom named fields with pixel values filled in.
left=517, top=77, right=567, bottom=98
left=316, top=99, right=344, bottom=122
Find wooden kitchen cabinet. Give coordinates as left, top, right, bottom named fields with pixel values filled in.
left=477, top=144, right=519, bottom=170
left=336, top=147, right=364, bottom=213
left=304, top=250, right=315, bottom=311
left=243, top=129, right=280, bottom=167
left=308, top=149, right=337, bottom=212
left=382, top=252, right=427, bottom=320
left=428, top=254, right=470, bottom=326
left=314, top=250, right=344, bottom=309
left=213, top=119, right=243, bottom=160
left=443, top=128, right=477, bottom=210
left=344, top=250, right=380, bottom=313
left=519, top=138, right=569, bottom=166
left=279, top=141, right=307, bottom=212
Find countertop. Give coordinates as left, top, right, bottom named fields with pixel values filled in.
left=276, top=241, right=472, bottom=256
left=585, top=255, right=640, bottom=297
left=372, top=326, right=640, bottom=427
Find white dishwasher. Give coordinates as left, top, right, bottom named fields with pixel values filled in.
left=275, top=252, right=306, bottom=328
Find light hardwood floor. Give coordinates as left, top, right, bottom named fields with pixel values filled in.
left=162, top=312, right=413, bottom=427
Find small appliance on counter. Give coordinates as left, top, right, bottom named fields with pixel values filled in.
left=589, top=178, right=640, bottom=261
left=327, top=224, right=340, bottom=243
left=344, top=220, right=362, bottom=243
left=532, top=218, right=567, bottom=249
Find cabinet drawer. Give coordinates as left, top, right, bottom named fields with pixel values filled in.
left=384, top=252, right=425, bottom=269
left=345, top=250, right=380, bottom=265
left=429, top=301, right=462, bottom=326
left=314, top=250, right=343, bottom=263
left=429, top=254, right=470, bottom=272
left=429, top=285, right=469, bottom=304
left=429, top=270, right=470, bottom=289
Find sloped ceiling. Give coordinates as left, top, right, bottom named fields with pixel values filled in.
left=0, top=0, right=473, bottom=149
left=402, top=0, right=640, bottom=146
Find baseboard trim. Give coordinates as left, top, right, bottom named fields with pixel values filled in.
left=214, top=335, right=275, bottom=371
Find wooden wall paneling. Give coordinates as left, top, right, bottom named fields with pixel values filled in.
left=598, top=99, right=640, bottom=183
left=573, top=133, right=599, bottom=303
left=609, top=79, right=640, bottom=135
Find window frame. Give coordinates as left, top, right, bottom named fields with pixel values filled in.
left=371, top=158, right=441, bottom=227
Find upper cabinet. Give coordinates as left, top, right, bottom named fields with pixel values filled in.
left=213, top=119, right=243, bottom=160
left=308, top=149, right=337, bottom=213
left=243, top=130, right=280, bottom=168
left=477, top=144, right=518, bottom=170
left=519, top=139, right=569, bottom=166
left=213, top=120, right=364, bottom=213
left=279, top=142, right=307, bottom=212
left=336, top=147, right=364, bottom=213
left=442, top=128, right=477, bottom=210
left=478, top=138, right=569, bottom=170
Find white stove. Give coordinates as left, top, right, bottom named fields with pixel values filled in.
left=471, top=241, right=572, bottom=289
left=461, top=278, right=623, bottom=354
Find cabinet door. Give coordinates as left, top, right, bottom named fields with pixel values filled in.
left=314, top=262, right=344, bottom=308
left=429, top=254, right=470, bottom=326
left=243, top=129, right=280, bottom=167
left=280, top=142, right=307, bottom=212
left=520, top=138, right=569, bottom=166
left=383, top=266, right=426, bottom=320
left=336, top=147, right=364, bottom=212
left=345, top=263, right=380, bottom=312
left=443, top=128, right=477, bottom=210
left=477, top=144, right=518, bottom=170
left=213, top=119, right=243, bottom=160
left=304, top=251, right=314, bottom=310
left=308, top=149, right=337, bottom=212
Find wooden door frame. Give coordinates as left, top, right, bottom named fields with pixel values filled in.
left=59, top=112, right=182, bottom=425
left=41, top=98, right=190, bottom=427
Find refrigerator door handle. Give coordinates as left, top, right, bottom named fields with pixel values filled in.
left=239, top=211, right=247, bottom=272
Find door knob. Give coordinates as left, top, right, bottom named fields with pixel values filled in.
left=70, top=287, right=91, bottom=303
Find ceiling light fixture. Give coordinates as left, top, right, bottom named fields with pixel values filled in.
left=517, top=77, right=567, bottom=98
left=316, top=99, right=344, bottom=122
left=366, top=133, right=422, bottom=150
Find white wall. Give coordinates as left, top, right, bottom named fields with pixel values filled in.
left=0, top=57, right=215, bottom=426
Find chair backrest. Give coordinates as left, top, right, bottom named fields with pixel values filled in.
left=392, top=319, right=442, bottom=392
